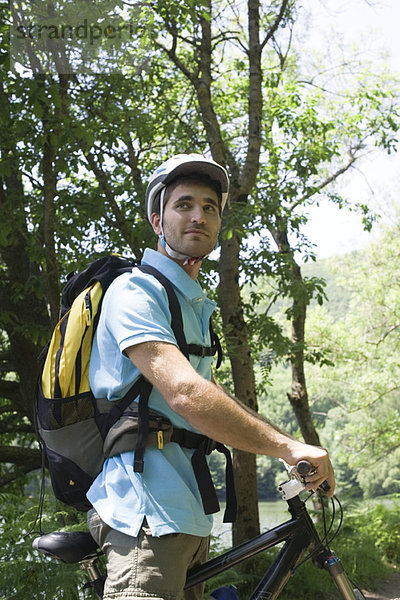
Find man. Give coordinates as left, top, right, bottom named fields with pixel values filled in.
left=87, top=153, right=335, bottom=600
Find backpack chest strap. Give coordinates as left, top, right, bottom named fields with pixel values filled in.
left=186, top=343, right=217, bottom=358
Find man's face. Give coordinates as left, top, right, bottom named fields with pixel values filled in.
left=152, top=181, right=222, bottom=259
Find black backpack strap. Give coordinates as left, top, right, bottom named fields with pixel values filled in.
left=96, top=374, right=153, bottom=474
left=137, top=264, right=189, bottom=358
left=129, top=265, right=188, bottom=472
left=171, top=429, right=237, bottom=523
left=94, top=374, right=151, bottom=474
left=186, top=321, right=222, bottom=367
left=215, top=443, right=237, bottom=522
left=192, top=440, right=237, bottom=523
left=96, top=378, right=143, bottom=440
left=191, top=440, right=220, bottom=516
left=209, top=319, right=222, bottom=369
left=133, top=378, right=153, bottom=473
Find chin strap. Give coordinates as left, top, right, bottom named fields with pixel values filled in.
left=159, top=235, right=204, bottom=266
left=158, top=187, right=208, bottom=266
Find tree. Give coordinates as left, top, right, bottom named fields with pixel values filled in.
left=1, top=0, right=399, bottom=551
left=0, top=0, right=200, bottom=477
left=305, top=220, right=400, bottom=496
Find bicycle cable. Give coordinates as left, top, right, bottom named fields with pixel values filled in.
left=324, top=493, right=343, bottom=547
left=290, top=492, right=343, bottom=573
left=320, top=489, right=336, bottom=551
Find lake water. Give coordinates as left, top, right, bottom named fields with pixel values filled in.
left=211, top=501, right=290, bottom=548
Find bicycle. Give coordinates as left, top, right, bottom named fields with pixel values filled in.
left=32, top=460, right=367, bottom=599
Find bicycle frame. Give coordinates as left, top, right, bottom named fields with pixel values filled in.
left=186, top=494, right=361, bottom=600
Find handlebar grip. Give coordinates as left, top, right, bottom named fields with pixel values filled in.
left=296, top=460, right=331, bottom=492
left=296, top=460, right=312, bottom=475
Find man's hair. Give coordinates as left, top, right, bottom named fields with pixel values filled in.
left=152, top=173, right=222, bottom=216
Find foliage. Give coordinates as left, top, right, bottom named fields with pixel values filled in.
left=257, top=220, right=400, bottom=500
left=346, top=498, right=400, bottom=567
left=0, top=471, right=99, bottom=600
left=256, top=455, right=282, bottom=500
left=301, top=220, right=400, bottom=497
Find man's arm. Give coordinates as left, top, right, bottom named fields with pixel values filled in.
left=126, top=341, right=335, bottom=495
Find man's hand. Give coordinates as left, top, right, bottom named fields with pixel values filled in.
left=286, top=444, right=335, bottom=497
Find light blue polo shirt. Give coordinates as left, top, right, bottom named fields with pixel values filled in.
left=87, top=248, right=217, bottom=538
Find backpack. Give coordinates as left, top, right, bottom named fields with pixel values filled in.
left=35, top=254, right=236, bottom=522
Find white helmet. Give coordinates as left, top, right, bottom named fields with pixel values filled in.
left=145, top=153, right=229, bottom=222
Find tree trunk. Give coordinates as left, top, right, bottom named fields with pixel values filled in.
left=0, top=170, right=50, bottom=423
left=42, top=131, right=60, bottom=327
left=38, top=73, right=70, bottom=326
left=0, top=89, right=51, bottom=474
left=288, top=265, right=321, bottom=446
left=219, top=227, right=260, bottom=546
left=270, top=224, right=321, bottom=446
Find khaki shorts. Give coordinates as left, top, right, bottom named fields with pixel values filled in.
left=87, top=509, right=209, bottom=600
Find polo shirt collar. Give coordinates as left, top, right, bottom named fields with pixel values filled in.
left=141, top=248, right=213, bottom=304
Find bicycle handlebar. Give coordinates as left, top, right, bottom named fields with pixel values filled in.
left=296, top=460, right=331, bottom=493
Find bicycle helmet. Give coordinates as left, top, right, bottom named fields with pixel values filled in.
left=145, top=153, right=229, bottom=222
left=145, top=154, right=229, bottom=265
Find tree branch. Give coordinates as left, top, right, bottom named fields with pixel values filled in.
left=0, top=379, right=21, bottom=403
left=0, top=445, right=42, bottom=470
left=240, top=0, right=263, bottom=193
left=260, top=0, right=291, bottom=51
left=287, top=145, right=365, bottom=212
left=156, top=18, right=197, bottom=84
left=84, top=151, right=143, bottom=258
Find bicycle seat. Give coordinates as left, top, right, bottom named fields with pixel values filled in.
left=33, top=531, right=101, bottom=563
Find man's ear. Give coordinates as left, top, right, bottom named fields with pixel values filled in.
left=150, top=213, right=162, bottom=236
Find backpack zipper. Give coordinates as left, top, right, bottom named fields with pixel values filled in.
left=85, top=290, right=93, bottom=326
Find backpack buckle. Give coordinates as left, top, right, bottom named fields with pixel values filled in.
left=157, top=431, right=164, bottom=450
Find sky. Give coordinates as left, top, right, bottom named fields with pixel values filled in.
left=295, top=0, right=400, bottom=259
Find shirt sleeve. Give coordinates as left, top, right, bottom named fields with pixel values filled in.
left=102, top=270, right=178, bottom=354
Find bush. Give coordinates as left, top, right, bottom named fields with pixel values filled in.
left=342, top=497, right=400, bottom=567
left=0, top=474, right=93, bottom=600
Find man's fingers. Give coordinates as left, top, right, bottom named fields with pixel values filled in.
left=305, top=472, right=335, bottom=497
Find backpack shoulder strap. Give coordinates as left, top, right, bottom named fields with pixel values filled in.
left=138, top=264, right=222, bottom=365
left=210, top=319, right=223, bottom=369
left=137, top=264, right=189, bottom=358
left=131, top=264, right=189, bottom=472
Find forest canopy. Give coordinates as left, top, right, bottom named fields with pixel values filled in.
left=1, top=0, right=399, bottom=555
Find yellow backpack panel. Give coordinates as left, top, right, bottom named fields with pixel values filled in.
left=41, top=282, right=103, bottom=398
